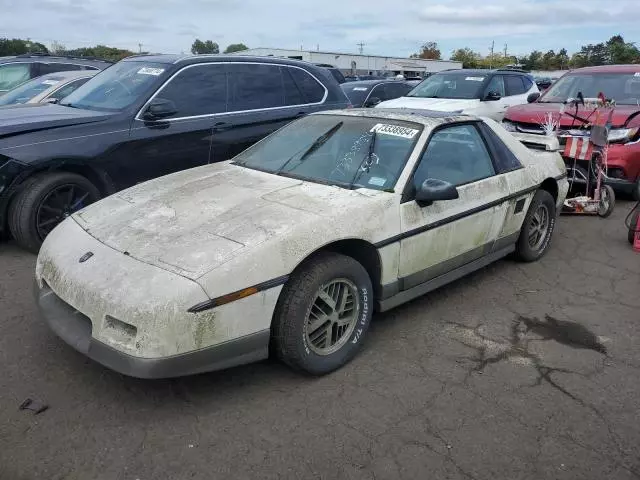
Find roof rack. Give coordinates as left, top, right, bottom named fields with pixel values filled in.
left=15, top=53, right=113, bottom=63
left=496, top=68, right=529, bottom=74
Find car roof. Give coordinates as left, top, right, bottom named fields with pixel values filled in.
left=437, top=68, right=529, bottom=76
left=314, top=108, right=473, bottom=126
left=570, top=64, right=640, bottom=74
left=123, top=54, right=326, bottom=70
left=341, top=79, right=406, bottom=87
left=0, top=54, right=112, bottom=67
left=37, top=70, right=98, bottom=80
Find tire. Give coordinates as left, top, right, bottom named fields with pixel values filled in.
left=515, top=189, right=556, bottom=262
left=8, top=172, right=101, bottom=253
left=272, top=252, right=374, bottom=375
left=597, top=185, right=615, bottom=218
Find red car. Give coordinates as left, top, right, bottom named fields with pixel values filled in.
left=503, top=65, right=640, bottom=198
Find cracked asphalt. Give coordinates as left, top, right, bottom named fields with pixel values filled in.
left=1, top=201, right=639, bottom=480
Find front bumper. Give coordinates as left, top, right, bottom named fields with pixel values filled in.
left=35, top=281, right=269, bottom=378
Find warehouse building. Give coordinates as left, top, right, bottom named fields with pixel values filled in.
left=229, top=47, right=462, bottom=77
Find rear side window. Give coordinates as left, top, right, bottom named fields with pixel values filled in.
left=289, top=68, right=325, bottom=103
left=282, top=67, right=306, bottom=106
left=228, top=63, right=284, bottom=111
left=478, top=123, right=523, bottom=173
left=385, top=82, right=412, bottom=99
left=522, top=76, right=534, bottom=91
left=158, top=64, right=228, bottom=117
left=505, top=76, right=527, bottom=96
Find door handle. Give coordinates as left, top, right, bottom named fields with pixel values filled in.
left=213, top=121, right=232, bottom=132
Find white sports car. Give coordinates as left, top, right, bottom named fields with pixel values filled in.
left=35, top=109, right=568, bottom=378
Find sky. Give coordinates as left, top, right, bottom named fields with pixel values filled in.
left=1, top=0, right=638, bottom=59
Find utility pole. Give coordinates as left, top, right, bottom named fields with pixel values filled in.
left=504, top=43, right=508, bottom=59
left=357, top=42, right=365, bottom=54
left=138, top=43, right=143, bottom=53
left=489, top=40, right=495, bottom=69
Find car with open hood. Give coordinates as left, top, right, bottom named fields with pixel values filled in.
left=503, top=65, right=640, bottom=198
left=376, top=69, right=539, bottom=121
left=0, top=54, right=349, bottom=252
left=35, top=109, right=568, bottom=379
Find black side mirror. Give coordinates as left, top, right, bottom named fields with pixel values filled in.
left=415, top=178, right=459, bottom=207
left=365, top=96, right=381, bottom=107
left=44, top=97, right=60, bottom=104
left=484, top=91, right=501, bottom=101
left=527, top=92, right=541, bottom=103
left=143, top=98, right=177, bottom=120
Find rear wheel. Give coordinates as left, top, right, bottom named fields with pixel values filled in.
left=597, top=185, right=615, bottom=218
left=272, top=252, right=373, bottom=375
left=8, top=172, right=101, bottom=253
left=515, top=189, right=556, bottom=262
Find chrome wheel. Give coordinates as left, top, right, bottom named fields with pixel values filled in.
left=528, top=204, right=550, bottom=251
left=305, top=278, right=360, bottom=356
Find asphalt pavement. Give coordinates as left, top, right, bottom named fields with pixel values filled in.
left=1, top=202, right=639, bottom=480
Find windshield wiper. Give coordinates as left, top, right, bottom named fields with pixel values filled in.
left=348, top=130, right=377, bottom=189
left=275, top=121, right=343, bottom=175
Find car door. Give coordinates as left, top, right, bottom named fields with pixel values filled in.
left=398, top=122, right=510, bottom=290
left=210, top=63, right=326, bottom=161
left=503, top=75, right=530, bottom=108
left=480, top=75, right=508, bottom=120
left=122, top=63, right=227, bottom=184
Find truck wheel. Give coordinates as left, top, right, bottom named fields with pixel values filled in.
left=515, top=189, right=556, bottom=262
left=272, top=252, right=373, bottom=375
left=8, top=172, right=101, bottom=253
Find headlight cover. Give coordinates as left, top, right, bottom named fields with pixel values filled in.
left=608, top=127, right=639, bottom=143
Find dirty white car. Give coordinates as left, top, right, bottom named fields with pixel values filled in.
left=35, top=109, right=568, bottom=378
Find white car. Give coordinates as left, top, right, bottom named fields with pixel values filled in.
left=0, top=71, right=96, bottom=106
left=376, top=69, right=540, bottom=121
left=35, top=109, right=568, bottom=378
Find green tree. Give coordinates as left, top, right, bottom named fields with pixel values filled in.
left=606, top=35, right=640, bottom=64
left=411, top=41, right=441, bottom=60
left=63, top=45, right=134, bottom=62
left=521, top=50, right=543, bottom=70
left=50, top=41, right=66, bottom=55
left=0, top=38, right=48, bottom=55
left=224, top=43, right=248, bottom=54
left=450, top=48, right=480, bottom=69
left=555, top=48, right=569, bottom=69
left=191, top=39, right=219, bottom=54
left=541, top=50, right=557, bottom=70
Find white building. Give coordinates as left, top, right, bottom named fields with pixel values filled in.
left=229, top=47, right=462, bottom=77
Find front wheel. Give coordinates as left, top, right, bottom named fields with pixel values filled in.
left=597, top=185, right=615, bottom=218
left=272, top=252, right=373, bottom=375
left=515, top=189, right=557, bottom=262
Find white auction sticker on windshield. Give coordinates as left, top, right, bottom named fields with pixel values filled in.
left=368, top=176, right=386, bottom=187
left=352, top=87, right=369, bottom=91
left=137, top=67, right=165, bottom=76
left=635, top=72, right=640, bottom=77
left=370, top=123, right=419, bottom=139
left=465, top=76, right=484, bottom=81
left=42, top=80, right=61, bottom=86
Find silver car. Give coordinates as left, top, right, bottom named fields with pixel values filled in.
left=0, top=70, right=97, bottom=106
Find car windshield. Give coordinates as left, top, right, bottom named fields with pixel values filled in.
left=341, top=84, right=371, bottom=106
left=234, top=114, right=422, bottom=191
left=60, top=61, right=168, bottom=112
left=407, top=73, right=486, bottom=99
left=539, top=72, right=640, bottom=105
left=0, top=75, right=64, bottom=105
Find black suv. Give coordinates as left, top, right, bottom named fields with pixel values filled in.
left=0, top=53, right=111, bottom=94
left=0, top=54, right=350, bottom=251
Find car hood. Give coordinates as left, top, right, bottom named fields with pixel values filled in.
left=505, top=102, right=640, bottom=128
left=72, top=162, right=379, bottom=279
left=377, top=96, right=480, bottom=112
left=0, top=103, right=112, bottom=138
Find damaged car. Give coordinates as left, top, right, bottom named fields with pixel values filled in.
left=35, top=109, right=568, bottom=378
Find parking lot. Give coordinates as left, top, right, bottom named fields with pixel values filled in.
left=1, top=202, right=639, bottom=480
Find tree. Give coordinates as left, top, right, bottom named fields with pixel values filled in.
left=606, top=35, right=640, bottom=64
left=63, top=45, right=135, bottom=62
left=191, top=39, right=219, bottom=54
left=555, top=48, right=569, bottom=70
left=0, top=38, right=48, bottom=56
left=50, top=41, right=66, bottom=55
left=224, top=43, right=248, bottom=54
left=450, top=48, right=479, bottom=69
left=541, top=50, right=557, bottom=70
left=412, top=42, right=441, bottom=60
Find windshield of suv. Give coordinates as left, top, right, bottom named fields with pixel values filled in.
left=540, top=72, right=640, bottom=105
left=407, top=72, right=486, bottom=99
left=235, top=114, right=422, bottom=191
left=60, top=62, right=168, bottom=112
left=0, top=75, right=63, bottom=105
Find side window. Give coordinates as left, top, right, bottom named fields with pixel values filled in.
left=228, top=63, right=284, bottom=111
left=0, top=64, right=31, bottom=91
left=414, top=124, right=495, bottom=190
left=386, top=82, right=411, bottom=99
left=289, top=68, right=325, bottom=103
left=47, top=77, right=91, bottom=101
left=281, top=67, right=306, bottom=106
left=39, top=63, right=82, bottom=75
left=522, top=76, right=534, bottom=91
left=478, top=123, right=523, bottom=173
left=484, top=75, right=505, bottom=97
left=156, top=64, right=227, bottom=117
left=369, top=84, right=387, bottom=101
left=505, top=76, right=527, bottom=96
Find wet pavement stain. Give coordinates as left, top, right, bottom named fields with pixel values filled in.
left=519, top=315, right=607, bottom=355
